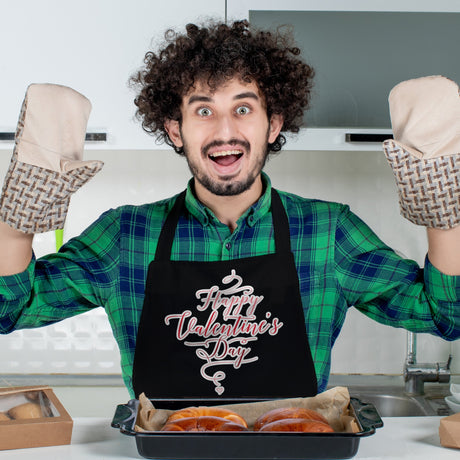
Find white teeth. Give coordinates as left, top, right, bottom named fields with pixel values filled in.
left=209, top=150, right=242, bottom=158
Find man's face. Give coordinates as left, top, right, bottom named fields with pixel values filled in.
left=165, top=78, right=283, bottom=197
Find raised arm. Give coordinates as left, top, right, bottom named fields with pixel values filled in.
left=0, top=84, right=102, bottom=276
left=427, top=226, right=460, bottom=276
left=383, top=75, right=460, bottom=277
left=0, top=222, right=33, bottom=276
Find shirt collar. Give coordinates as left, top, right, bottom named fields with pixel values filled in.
left=184, top=172, right=273, bottom=227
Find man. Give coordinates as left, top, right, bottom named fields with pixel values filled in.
left=1, top=20, right=459, bottom=400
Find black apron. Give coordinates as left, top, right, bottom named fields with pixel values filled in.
left=132, top=189, right=317, bottom=401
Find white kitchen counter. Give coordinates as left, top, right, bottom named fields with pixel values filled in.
left=356, top=416, right=458, bottom=459
left=0, top=416, right=458, bottom=459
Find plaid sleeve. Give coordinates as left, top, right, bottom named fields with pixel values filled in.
left=334, top=206, right=460, bottom=339
left=0, top=208, right=121, bottom=333
left=0, top=257, right=36, bottom=332
left=424, top=256, right=460, bottom=301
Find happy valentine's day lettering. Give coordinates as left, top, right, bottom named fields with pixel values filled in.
left=164, top=269, right=283, bottom=394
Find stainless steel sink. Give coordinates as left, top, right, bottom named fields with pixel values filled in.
left=347, top=384, right=452, bottom=417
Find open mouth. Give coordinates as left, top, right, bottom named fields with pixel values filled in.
left=209, top=150, right=244, bottom=167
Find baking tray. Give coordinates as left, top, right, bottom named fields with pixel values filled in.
left=112, top=396, right=383, bottom=459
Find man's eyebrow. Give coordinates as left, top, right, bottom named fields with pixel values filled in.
left=234, top=91, right=259, bottom=101
left=187, top=95, right=213, bottom=105
left=187, top=91, right=260, bottom=105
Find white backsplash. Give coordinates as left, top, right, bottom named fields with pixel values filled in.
left=0, top=148, right=458, bottom=378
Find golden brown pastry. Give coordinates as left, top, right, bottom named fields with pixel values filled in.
left=254, top=407, right=329, bottom=431
left=166, top=406, right=248, bottom=428
left=0, top=412, right=11, bottom=421
left=8, top=402, right=43, bottom=420
left=161, top=416, right=249, bottom=432
left=258, top=419, right=334, bottom=433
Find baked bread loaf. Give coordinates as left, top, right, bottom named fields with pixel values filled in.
left=166, top=406, right=248, bottom=428
left=161, top=416, right=249, bottom=432
left=8, top=402, right=43, bottom=420
left=258, top=419, right=334, bottom=433
left=254, top=407, right=334, bottom=433
left=254, top=407, right=329, bottom=431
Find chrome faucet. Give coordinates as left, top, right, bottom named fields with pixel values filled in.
left=403, top=332, right=452, bottom=395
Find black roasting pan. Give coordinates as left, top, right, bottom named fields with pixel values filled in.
left=111, top=396, right=383, bottom=460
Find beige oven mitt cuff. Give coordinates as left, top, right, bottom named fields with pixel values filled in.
left=0, top=83, right=103, bottom=234
left=383, top=75, right=460, bottom=229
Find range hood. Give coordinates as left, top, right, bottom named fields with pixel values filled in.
left=248, top=9, right=460, bottom=151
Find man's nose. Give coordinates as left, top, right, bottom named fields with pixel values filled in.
left=215, top=114, right=239, bottom=138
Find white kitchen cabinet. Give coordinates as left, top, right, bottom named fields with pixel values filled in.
left=0, top=0, right=225, bottom=151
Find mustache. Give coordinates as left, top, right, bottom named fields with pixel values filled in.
left=202, top=139, right=250, bottom=156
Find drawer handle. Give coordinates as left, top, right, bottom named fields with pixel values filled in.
left=345, top=133, right=393, bottom=143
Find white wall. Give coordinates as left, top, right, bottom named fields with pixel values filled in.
left=0, top=147, right=458, bottom=377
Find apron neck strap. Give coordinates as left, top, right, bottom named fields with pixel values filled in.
left=155, top=191, right=186, bottom=261
left=270, top=188, right=291, bottom=254
left=155, top=188, right=291, bottom=261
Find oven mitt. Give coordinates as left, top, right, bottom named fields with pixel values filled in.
left=383, top=75, right=460, bottom=229
left=0, top=83, right=103, bottom=233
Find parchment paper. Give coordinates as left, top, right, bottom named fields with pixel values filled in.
left=135, top=386, right=358, bottom=433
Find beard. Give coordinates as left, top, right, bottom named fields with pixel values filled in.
left=181, top=129, right=270, bottom=197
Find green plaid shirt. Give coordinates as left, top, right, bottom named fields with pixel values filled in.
left=1, top=173, right=460, bottom=398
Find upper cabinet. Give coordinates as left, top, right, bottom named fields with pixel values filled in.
left=1, top=1, right=458, bottom=152
left=227, top=0, right=460, bottom=151
left=0, top=0, right=225, bottom=151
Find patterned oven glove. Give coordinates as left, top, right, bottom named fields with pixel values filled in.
left=383, top=75, right=460, bottom=229
left=0, top=83, right=103, bottom=233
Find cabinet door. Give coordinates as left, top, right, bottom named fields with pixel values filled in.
left=0, top=0, right=225, bottom=150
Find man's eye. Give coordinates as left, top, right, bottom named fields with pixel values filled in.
left=236, top=106, right=251, bottom=115
left=198, top=107, right=212, bottom=116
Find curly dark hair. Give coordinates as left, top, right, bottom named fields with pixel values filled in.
left=130, top=20, right=315, bottom=154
